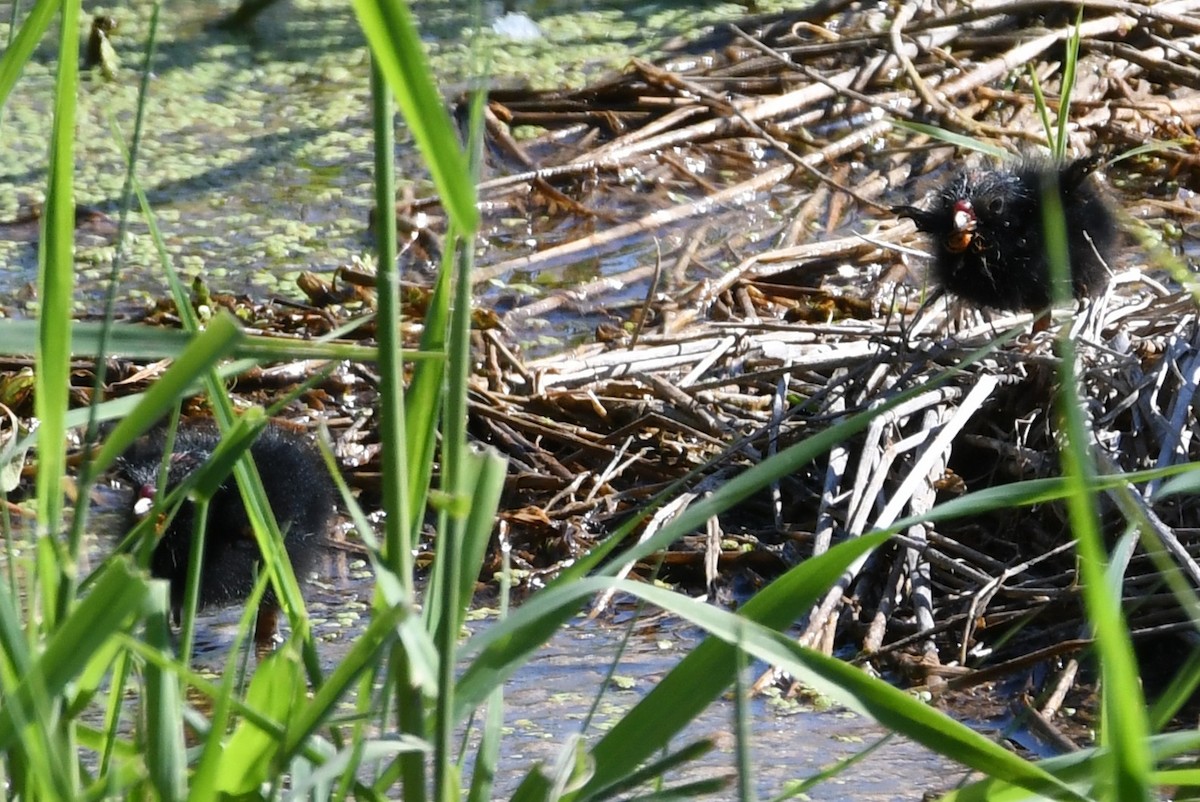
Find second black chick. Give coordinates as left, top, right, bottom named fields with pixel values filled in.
left=893, top=156, right=1118, bottom=312
left=117, top=419, right=334, bottom=646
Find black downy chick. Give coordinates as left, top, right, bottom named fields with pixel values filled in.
left=117, top=419, right=334, bottom=646
left=893, top=156, right=1118, bottom=312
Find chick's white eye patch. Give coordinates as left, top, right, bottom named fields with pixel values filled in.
left=133, top=495, right=155, bottom=517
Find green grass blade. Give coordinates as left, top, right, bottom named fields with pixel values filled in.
left=891, top=121, right=1009, bottom=159
left=601, top=581, right=1086, bottom=802
left=433, top=84, right=490, bottom=788
left=1044, top=168, right=1151, bottom=799
left=582, top=739, right=724, bottom=801
left=0, top=0, right=56, bottom=108
left=350, top=0, right=478, bottom=232
left=365, top=45, right=426, bottom=802
left=35, top=0, right=82, bottom=614
left=578, top=536, right=883, bottom=797
left=942, top=730, right=1200, bottom=800
left=89, top=312, right=244, bottom=476
left=433, top=447, right=506, bottom=800
left=454, top=447, right=506, bottom=631
left=0, top=577, right=62, bottom=798
left=457, top=533, right=885, bottom=745
left=142, top=583, right=186, bottom=802
left=760, top=639, right=1088, bottom=802
left=442, top=75, right=490, bottom=637
left=733, top=638, right=755, bottom=802
left=1149, top=646, right=1200, bottom=732
left=462, top=564, right=1085, bottom=802
left=0, top=318, right=384, bottom=363
left=0, top=559, right=148, bottom=751
left=769, top=735, right=892, bottom=800
left=1028, top=66, right=1054, bottom=150
left=280, top=601, right=412, bottom=760
left=216, top=644, right=305, bottom=796
left=403, top=247, right=449, bottom=539
left=467, top=516, right=511, bottom=802
left=367, top=55, right=412, bottom=582
left=1055, top=8, right=1083, bottom=159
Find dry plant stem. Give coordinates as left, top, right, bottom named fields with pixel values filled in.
left=900, top=0, right=1192, bottom=33
left=483, top=84, right=896, bottom=283
left=1017, top=698, right=1082, bottom=753
left=581, top=66, right=863, bottom=168
left=813, top=371, right=850, bottom=562
left=728, top=23, right=916, bottom=122
left=637, top=372, right=726, bottom=438
left=890, top=532, right=997, bottom=586
left=957, top=540, right=1077, bottom=665
left=946, top=638, right=1092, bottom=692
left=481, top=330, right=532, bottom=387
left=629, top=242, right=665, bottom=349
left=517, top=327, right=885, bottom=392
left=768, top=372, right=789, bottom=529
left=909, top=541, right=941, bottom=682
left=668, top=224, right=708, bottom=289
left=843, top=389, right=959, bottom=535
left=657, top=150, right=723, bottom=195
left=698, top=220, right=904, bottom=303
left=589, top=489, right=698, bottom=615
left=1102, top=463, right=1200, bottom=590
left=680, top=335, right=737, bottom=387
left=854, top=609, right=976, bottom=663
left=785, top=182, right=830, bottom=247
left=504, top=263, right=659, bottom=322
left=880, top=376, right=999, bottom=524
left=890, top=0, right=978, bottom=134
left=522, top=337, right=725, bottom=390
left=939, top=13, right=1134, bottom=101
left=469, top=398, right=605, bottom=455
left=647, top=38, right=896, bottom=213
left=473, top=163, right=794, bottom=283
left=544, top=472, right=589, bottom=513
left=705, top=511, right=722, bottom=597
left=1138, top=326, right=1196, bottom=471
left=496, top=418, right=576, bottom=482
left=1148, top=325, right=1200, bottom=493
left=1041, top=657, right=1081, bottom=721
left=810, top=375, right=998, bottom=654
left=485, top=104, right=536, bottom=169
left=1090, top=39, right=1200, bottom=87
left=867, top=551, right=913, bottom=655
left=905, top=435, right=942, bottom=678
left=584, top=436, right=643, bottom=505
left=800, top=390, right=950, bottom=651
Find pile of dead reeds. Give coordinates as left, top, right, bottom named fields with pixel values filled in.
left=455, top=0, right=1200, bottom=716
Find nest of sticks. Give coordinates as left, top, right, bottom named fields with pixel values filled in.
left=453, top=0, right=1200, bottom=717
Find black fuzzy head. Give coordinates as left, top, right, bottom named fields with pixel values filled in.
left=894, top=156, right=1118, bottom=312
left=116, top=419, right=334, bottom=613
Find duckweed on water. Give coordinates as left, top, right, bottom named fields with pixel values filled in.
left=0, top=0, right=792, bottom=318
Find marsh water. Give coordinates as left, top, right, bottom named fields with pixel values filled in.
left=74, top=489, right=961, bottom=799
left=4, top=1, right=989, bottom=796
left=0, top=0, right=813, bottom=352
left=193, top=560, right=963, bottom=800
